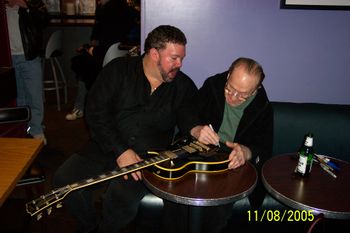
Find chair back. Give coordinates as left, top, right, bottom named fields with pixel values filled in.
left=102, top=42, right=128, bottom=67
left=0, top=106, right=30, bottom=137
left=45, top=31, right=63, bottom=59
left=0, top=106, right=31, bottom=124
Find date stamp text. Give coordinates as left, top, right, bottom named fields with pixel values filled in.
left=247, top=210, right=314, bottom=222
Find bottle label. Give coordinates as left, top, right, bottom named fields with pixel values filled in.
left=297, top=155, right=307, bottom=174
left=305, top=137, right=313, bottom=147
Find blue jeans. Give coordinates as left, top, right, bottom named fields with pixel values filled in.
left=74, top=80, right=87, bottom=111
left=12, top=55, right=44, bottom=136
left=53, top=153, right=148, bottom=233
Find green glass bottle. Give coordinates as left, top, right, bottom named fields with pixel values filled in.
left=296, top=133, right=314, bottom=176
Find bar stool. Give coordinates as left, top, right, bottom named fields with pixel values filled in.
left=42, top=30, right=67, bottom=111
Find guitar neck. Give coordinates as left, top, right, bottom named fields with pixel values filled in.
left=70, top=152, right=173, bottom=191
left=26, top=139, right=212, bottom=218
left=25, top=151, right=176, bottom=218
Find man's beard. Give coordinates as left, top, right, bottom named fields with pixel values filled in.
left=157, top=61, right=179, bottom=83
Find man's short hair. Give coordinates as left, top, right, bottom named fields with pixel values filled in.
left=144, top=25, right=187, bottom=53
left=229, top=57, right=265, bottom=84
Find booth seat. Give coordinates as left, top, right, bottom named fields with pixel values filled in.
left=136, top=101, right=350, bottom=232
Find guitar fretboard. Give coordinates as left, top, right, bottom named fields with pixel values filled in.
left=26, top=140, right=213, bottom=218
left=70, top=153, right=171, bottom=190
left=26, top=152, right=174, bottom=218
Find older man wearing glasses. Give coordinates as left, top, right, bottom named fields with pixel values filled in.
left=193, top=57, right=273, bottom=166
left=187, top=57, right=273, bottom=232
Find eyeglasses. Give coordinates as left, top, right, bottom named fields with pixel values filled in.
left=224, top=81, right=258, bottom=101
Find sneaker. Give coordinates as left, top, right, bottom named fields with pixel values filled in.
left=33, top=133, right=47, bottom=145
left=66, top=108, right=84, bottom=121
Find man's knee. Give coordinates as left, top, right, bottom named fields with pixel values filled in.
left=52, top=153, right=86, bottom=188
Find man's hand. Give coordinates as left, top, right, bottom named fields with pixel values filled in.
left=191, top=125, right=220, bottom=146
left=116, top=149, right=143, bottom=181
left=226, top=141, right=252, bottom=169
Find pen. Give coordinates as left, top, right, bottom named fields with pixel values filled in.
left=316, top=156, right=334, bottom=171
left=208, top=124, right=220, bottom=147
left=326, top=160, right=340, bottom=171
left=316, top=154, right=340, bottom=171
left=320, top=163, right=337, bottom=178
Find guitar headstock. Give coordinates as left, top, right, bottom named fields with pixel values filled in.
left=26, top=185, right=72, bottom=220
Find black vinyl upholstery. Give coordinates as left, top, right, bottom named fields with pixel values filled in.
left=272, top=102, right=350, bottom=162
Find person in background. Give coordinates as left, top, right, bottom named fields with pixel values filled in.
left=165, top=57, right=273, bottom=233
left=126, top=0, right=140, bottom=45
left=5, top=0, right=48, bottom=144
left=66, top=0, right=139, bottom=121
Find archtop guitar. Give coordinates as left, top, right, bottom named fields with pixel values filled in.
left=26, top=137, right=229, bottom=220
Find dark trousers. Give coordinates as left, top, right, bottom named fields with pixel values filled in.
left=53, top=153, right=148, bottom=233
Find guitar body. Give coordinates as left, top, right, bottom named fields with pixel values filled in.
left=150, top=152, right=229, bottom=180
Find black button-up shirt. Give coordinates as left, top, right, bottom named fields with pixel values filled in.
left=85, top=56, right=200, bottom=159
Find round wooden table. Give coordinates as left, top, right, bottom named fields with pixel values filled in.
left=262, top=153, right=350, bottom=219
left=142, top=154, right=257, bottom=233
left=142, top=155, right=257, bottom=206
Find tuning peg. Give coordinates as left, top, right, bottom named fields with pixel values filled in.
left=47, top=207, right=52, bottom=215
left=36, top=213, right=43, bottom=221
left=56, top=202, right=63, bottom=208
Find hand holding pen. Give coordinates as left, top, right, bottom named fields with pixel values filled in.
left=191, top=124, right=250, bottom=169
left=191, top=124, right=220, bottom=147
left=208, top=124, right=220, bottom=147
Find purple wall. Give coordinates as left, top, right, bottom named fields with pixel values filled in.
left=141, top=0, right=350, bottom=104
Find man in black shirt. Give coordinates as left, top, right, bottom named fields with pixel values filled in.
left=54, top=25, right=213, bottom=233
